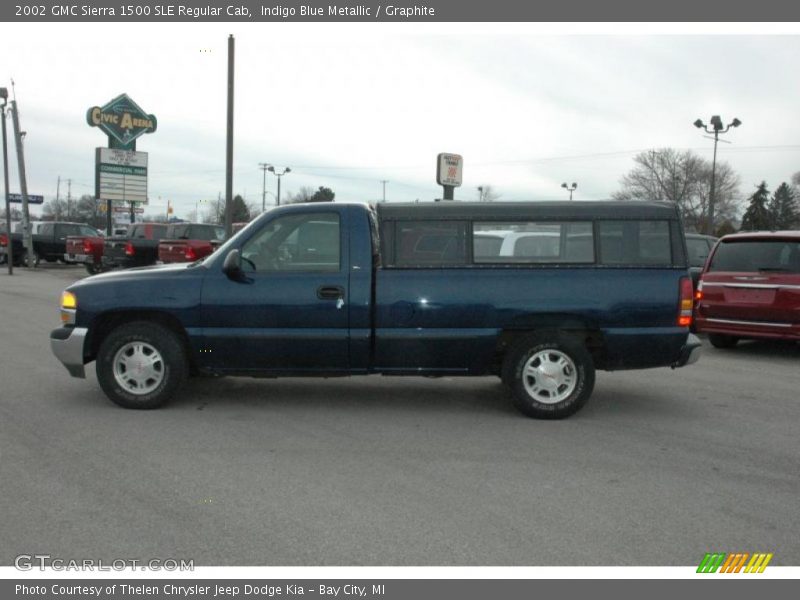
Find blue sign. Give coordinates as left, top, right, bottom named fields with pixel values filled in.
left=8, top=193, right=44, bottom=204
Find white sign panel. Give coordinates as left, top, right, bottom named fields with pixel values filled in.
left=99, top=148, right=148, bottom=168
left=96, top=148, right=149, bottom=204
left=436, top=153, right=463, bottom=187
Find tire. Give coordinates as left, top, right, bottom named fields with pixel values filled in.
left=96, top=321, right=188, bottom=409
left=502, top=332, right=595, bottom=419
left=23, top=251, right=40, bottom=268
left=85, top=263, right=103, bottom=275
left=708, top=334, right=738, bottom=349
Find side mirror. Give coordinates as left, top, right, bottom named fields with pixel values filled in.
left=222, top=249, right=244, bottom=281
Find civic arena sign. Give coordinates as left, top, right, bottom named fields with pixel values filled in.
left=86, top=93, right=157, bottom=149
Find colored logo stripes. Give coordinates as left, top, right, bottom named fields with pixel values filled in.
left=697, top=552, right=773, bottom=573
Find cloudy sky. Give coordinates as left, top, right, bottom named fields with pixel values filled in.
left=3, top=23, right=800, bottom=219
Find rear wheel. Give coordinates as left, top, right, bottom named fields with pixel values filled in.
left=96, top=322, right=188, bottom=409
left=85, top=263, right=104, bottom=275
left=502, top=333, right=595, bottom=419
left=23, top=251, right=40, bottom=268
left=708, top=334, right=738, bottom=349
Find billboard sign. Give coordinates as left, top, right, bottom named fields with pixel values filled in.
left=87, top=93, right=157, bottom=149
left=436, top=153, right=463, bottom=187
left=96, top=148, right=148, bottom=203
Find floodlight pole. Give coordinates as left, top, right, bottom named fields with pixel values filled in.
left=268, top=166, right=290, bottom=206
left=694, top=116, right=741, bottom=236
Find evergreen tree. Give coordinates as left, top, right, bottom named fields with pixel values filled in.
left=740, top=182, right=772, bottom=231
left=214, top=194, right=250, bottom=223
left=309, top=186, right=335, bottom=203
left=768, top=182, right=799, bottom=230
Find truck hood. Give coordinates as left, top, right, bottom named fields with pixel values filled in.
left=70, top=261, right=200, bottom=289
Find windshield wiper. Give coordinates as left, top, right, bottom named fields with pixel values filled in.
left=757, top=266, right=791, bottom=272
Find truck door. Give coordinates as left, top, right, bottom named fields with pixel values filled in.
left=199, top=207, right=350, bottom=373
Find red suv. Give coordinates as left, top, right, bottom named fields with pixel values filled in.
left=695, top=231, right=800, bottom=348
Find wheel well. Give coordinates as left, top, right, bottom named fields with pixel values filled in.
left=87, top=311, right=194, bottom=367
left=491, top=324, right=606, bottom=374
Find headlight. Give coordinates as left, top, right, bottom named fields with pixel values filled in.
left=61, top=291, right=77, bottom=309
left=60, top=291, right=77, bottom=324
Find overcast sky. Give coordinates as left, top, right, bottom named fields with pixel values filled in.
left=3, top=23, right=800, bottom=219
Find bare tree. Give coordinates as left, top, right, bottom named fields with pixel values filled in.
left=284, top=186, right=315, bottom=204
left=614, top=149, right=741, bottom=234
left=42, top=197, right=68, bottom=220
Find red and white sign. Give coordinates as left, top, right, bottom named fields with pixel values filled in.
left=436, top=153, right=463, bottom=187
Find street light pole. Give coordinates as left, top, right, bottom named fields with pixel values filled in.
left=561, top=182, right=577, bottom=201
left=693, top=115, right=741, bottom=236
left=1, top=88, right=12, bottom=274
left=267, top=166, right=290, bottom=206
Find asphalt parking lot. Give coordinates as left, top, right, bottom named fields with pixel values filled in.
left=1, top=264, right=798, bottom=566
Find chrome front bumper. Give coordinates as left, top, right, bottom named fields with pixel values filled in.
left=672, top=333, right=702, bottom=368
left=50, top=327, right=88, bottom=378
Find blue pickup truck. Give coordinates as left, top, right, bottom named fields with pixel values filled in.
left=51, top=201, right=701, bottom=418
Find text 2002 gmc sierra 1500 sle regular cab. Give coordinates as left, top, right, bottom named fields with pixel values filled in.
left=51, top=201, right=701, bottom=419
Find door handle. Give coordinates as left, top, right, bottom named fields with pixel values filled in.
left=317, top=285, right=344, bottom=300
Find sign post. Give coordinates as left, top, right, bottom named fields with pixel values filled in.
left=436, top=153, right=463, bottom=201
left=87, top=93, right=156, bottom=234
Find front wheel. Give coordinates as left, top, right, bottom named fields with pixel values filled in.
left=502, top=333, right=595, bottom=419
left=96, top=322, right=188, bottom=409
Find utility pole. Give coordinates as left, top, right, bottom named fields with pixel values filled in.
left=380, top=180, right=388, bottom=203
left=1, top=87, right=13, bottom=275
left=259, top=162, right=271, bottom=213
left=66, top=179, right=72, bottom=219
left=55, top=176, right=61, bottom=220
left=10, top=99, right=35, bottom=268
left=224, top=34, right=235, bottom=238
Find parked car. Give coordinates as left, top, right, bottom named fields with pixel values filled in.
left=103, top=223, right=168, bottom=270
left=157, top=223, right=225, bottom=263
left=694, top=231, right=800, bottom=348
left=685, top=233, right=718, bottom=288
left=7, top=221, right=98, bottom=266
left=51, top=201, right=700, bottom=417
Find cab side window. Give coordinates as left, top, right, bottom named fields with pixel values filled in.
left=241, top=213, right=340, bottom=273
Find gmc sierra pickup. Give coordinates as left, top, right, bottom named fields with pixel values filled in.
left=50, top=201, right=700, bottom=418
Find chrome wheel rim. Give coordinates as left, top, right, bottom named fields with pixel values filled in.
left=113, top=341, right=165, bottom=395
left=522, top=349, right=577, bottom=404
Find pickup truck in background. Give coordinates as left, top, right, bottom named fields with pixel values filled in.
left=157, top=223, right=225, bottom=263
left=103, top=223, right=168, bottom=270
left=51, top=201, right=701, bottom=418
left=65, top=233, right=109, bottom=275
left=8, top=221, right=99, bottom=267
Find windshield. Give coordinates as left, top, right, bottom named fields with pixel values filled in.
left=709, top=239, right=800, bottom=273
left=686, top=238, right=712, bottom=268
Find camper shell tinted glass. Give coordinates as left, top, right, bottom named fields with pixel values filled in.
left=376, top=201, right=685, bottom=269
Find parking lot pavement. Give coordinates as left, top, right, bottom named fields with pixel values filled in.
left=1, top=266, right=799, bottom=566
